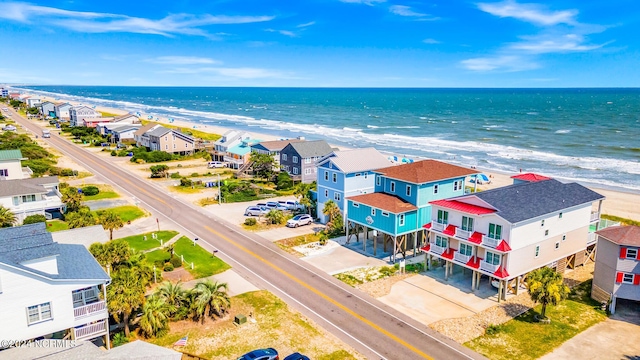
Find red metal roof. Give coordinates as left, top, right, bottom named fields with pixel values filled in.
left=420, top=244, right=431, bottom=253
left=495, top=240, right=512, bottom=252
left=441, top=248, right=455, bottom=260
left=467, top=256, right=481, bottom=269
left=348, top=192, right=417, bottom=213
left=494, top=266, right=510, bottom=279
left=430, top=199, right=495, bottom=215
left=510, top=173, right=552, bottom=182
left=422, top=223, right=432, bottom=229
left=443, top=224, right=456, bottom=236
left=468, top=231, right=483, bottom=244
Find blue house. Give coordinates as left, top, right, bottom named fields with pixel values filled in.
left=316, top=148, right=392, bottom=223
left=346, top=160, right=478, bottom=260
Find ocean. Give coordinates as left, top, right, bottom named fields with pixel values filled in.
left=17, top=86, right=640, bottom=192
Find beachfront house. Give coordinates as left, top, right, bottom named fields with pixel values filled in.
left=97, top=123, right=141, bottom=144
left=591, top=226, right=640, bottom=314
left=346, top=160, right=478, bottom=260
left=0, top=223, right=111, bottom=348
left=82, top=117, right=114, bottom=128
left=225, top=138, right=261, bottom=170
left=1, top=88, right=8, bottom=97
left=316, top=148, right=392, bottom=223
left=26, top=97, right=42, bottom=108
left=0, top=176, right=64, bottom=222
left=280, top=140, right=333, bottom=183
left=38, top=101, right=56, bottom=118
left=54, top=103, right=73, bottom=120
left=422, top=177, right=604, bottom=301
left=211, top=130, right=251, bottom=162
left=250, top=138, right=305, bottom=167
left=69, top=106, right=101, bottom=127
left=0, top=149, right=32, bottom=181
left=135, top=124, right=195, bottom=154
left=111, top=113, right=140, bottom=124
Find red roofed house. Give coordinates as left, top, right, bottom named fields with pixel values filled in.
left=591, top=226, right=640, bottom=314
left=511, top=172, right=552, bottom=185
left=83, top=117, right=114, bottom=128
left=424, top=178, right=605, bottom=301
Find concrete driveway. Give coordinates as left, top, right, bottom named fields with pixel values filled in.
left=540, top=299, right=640, bottom=360
left=86, top=198, right=130, bottom=211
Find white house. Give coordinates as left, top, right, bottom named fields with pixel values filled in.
left=0, top=223, right=111, bottom=347
left=111, top=113, right=140, bottom=124
left=423, top=177, right=604, bottom=300
left=39, top=101, right=56, bottom=118
left=211, top=130, right=251, bottom=162
left=26, top=97, right=42, bottom=108
left=54, top=103, right=73, bottom=120
left=69, top=106, right=101, bottom=127
left=0, top=149, right=31, bottom=181
left=0, top=176, right=64, bottom=222
left=316, top=148, right=392, bottom=223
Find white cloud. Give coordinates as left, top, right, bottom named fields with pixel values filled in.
left=265, top=28, right=298, bottom=37
left=423, top=38, right=441, bottom=44
left=460, top=55, right=539, bottom=72
left=510, top=34, right=609, bottom=53
left=477, top=0, right=577, bottom=26
left=389, top=5, right=425, bottom=17
left=159, top=67, right=289, bottom=79
left=297, top=21, right=316, bottom=28
left=339, top=0, right=386, bottom=6
left=145, top=56, right=220, bottom=65
left=0, top=2, right=274, bottom=37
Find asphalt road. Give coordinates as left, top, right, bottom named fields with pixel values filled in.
left=10, top=111, right=485, bottom=360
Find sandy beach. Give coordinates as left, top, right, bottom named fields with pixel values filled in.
left=31, top=93, right=640, bottom=222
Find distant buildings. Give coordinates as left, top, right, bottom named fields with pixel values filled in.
left=0, top=223, right=111, bottom=347
left=26, top=97, right=41, bottom=108
left=134, top=124, right=195, bottom=154
left=592, top=226, right=640, bottom=314
left=212, top=130, right=251, bottom=162
left=69, top=106, right=101, bottom=127
left=54, top=103, right=73, bottom=120
left=280, top=140, right=333, bottom=183
left=0, top=87, right=8, bottom=97
left=38, top=101, right=56, bottom=118
left=250, top=138, right=305, bottom=167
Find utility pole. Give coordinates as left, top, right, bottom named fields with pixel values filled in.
left=218, top=173, right=221, bottom=205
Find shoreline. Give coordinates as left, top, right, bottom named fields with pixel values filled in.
left=18, top=91, right=640, bottom=221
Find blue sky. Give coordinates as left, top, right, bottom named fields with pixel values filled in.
left=0, top=0, right=638, bottom=87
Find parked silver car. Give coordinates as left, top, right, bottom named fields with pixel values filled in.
left=286, top=214, right=313, bottom=228
left=244, top=206, right=269, bottom=216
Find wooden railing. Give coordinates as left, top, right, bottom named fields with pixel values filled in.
left=73, top=300, right=106, bottom=320
left=73, top=319, right=107, bottom=340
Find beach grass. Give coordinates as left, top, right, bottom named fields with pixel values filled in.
left=601, top=214, right=640, bottom=227
left=149, top=290, right=359, bottom=360
left=275, top=232, right=324, bottom=256
left=95, top=205, right=147, bottom=222
left=173, top=236, right=230, bottom=278
left=465, top=280, right=606, bottom=360
left=46, top=220, right=69, bottom=232
left=115, top=230, right=179, bottom=252
left=99, top=111, right=121, bottom=118
left=141, top=120, right=221, bottom=141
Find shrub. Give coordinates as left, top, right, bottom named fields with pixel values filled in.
left=179, top=177, right=192, bottom=187
left=150, top=164, right=169, bottom=178
left=379, top=266, right=397, bottom=278
left=176, top=164, right=183, bottom=168
left=244, top=218, right=257, bottom=226
left=81, top=186, right=100, bottom=196
left=191, top=172, right=199, bottom=177
left=169, top=255, right=182, bottom=268
left=23, top=214, right=47, bottom=225
left=59, top=182, right=69, bottom=190
left=485, top=324, right=502, bottom=335
left=110, top=150, right=117, bottom=156
left=170, top=172, right=181, bottom=179
left=163, top=262, right=174, bottom=272
left=276, top=171, right=293, bottom=190
left=60, top=168, right=75, bottom=176
left=112, top=332, right=129, bottom=347
left=117, top=149, right=129, bottom=157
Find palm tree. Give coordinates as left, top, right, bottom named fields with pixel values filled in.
left=0, top=206, right=17, bottom=227
left=66, top=207, right=96, bottom=229
left=123, top=251, right=154, bottom=286
left=294, top=182, right=313, bottom=214
left=155, top=281, right=187, bottom=319
left=97, top=209, right=124, bottom=240
left=265, top=209, right=285, bottom=225
left=322, top=200, right=343, bottom=235
left=138, top=295, right=175, bottom=338
left=191, top=280, right=230, bottom=323
left=61, top=187, right=84, bottom=213
left=107, top=268, right=146, bottom=337
left=526, top=267, right=570, bottom=319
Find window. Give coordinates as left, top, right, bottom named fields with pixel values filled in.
left=382, top=211, right=389, bottom=217
left=390, top=181, right=395, bottom=192
left=627, top=248, right=638, bottom=259
left=435, top=235, right=448, bottom=248
left=433, top=184, right=439, bottom=194
left=305, top=158, right=311, bottom=164
left=293, top=156, right=298, bottom=163
left=27, top=302, right=52, bottom=325
left=437, top=210, right=449, bottom=224
left=0, top=169, right=8, bottom=177
left=334, top=193, right=341, bottom=201
left=488, top=223, right=502, bottom=239
left=555, top=242, right=560, bottom=250
left=459, top=243, right=473, bottom=256
left=282, top=154, right=287, bottom=161
left=535, top=245, right=540, bottom=258
left=541, top=220, right=545, bottom=227
left=165, top=145, right=168, bottom=150
left=399, top=214, right=405, bottom=226
left=371, top=208, right=376, bottom=216
left=485, top=251, right=500, bottom=265
left=324, top=190, right=328, bottom=198
left=545, top=230, right=549, bottom=236
left=453, top=180, right=462, bottom=191
left=376, top=176, right=381, bottom=186
left=293, top=167, right=299, bottom=175
left=461, top=216, right=474, bottom=232
left=406, top=185, right=411, bottom=196
left=353, top=203, right=359, bottom=208
left=173, top=144, right=176, bottom=149
left=562, top=234, right=566, bottom=242
left=21, top=195, right=36, bottom=203
left=622, top=273, right=634, bottom=284
left=559, top=212, right=563, bottom=219
left=305, top=168, right=312, bottom=175
left=355, top=173, right=361, bottom=177
left=324, top=171, right=329, bottom=181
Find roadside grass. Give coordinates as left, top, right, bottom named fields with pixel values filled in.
left=197, top=197, right=219, bottom=206
left=170, top=185, right=204, bottom=194
left=173, top=236, right=231, bottom=278
left=150, top=290, right=360, bottom=360
left=83, top=184, right=120, bottom=201
left=96, top=205, right=148, bottom=222
left=465, top=280, right=607, bottom=360
left=241, top=215, right=293, bottom=231
left=46, top=220, right=69, bottom=232
left=334, top=265, right=410, bottom=287
left=59, top=171, right=93, bottom=179
left=115, top=230, right=179, bottom=252
left=276, top=232, right=324, bottom=256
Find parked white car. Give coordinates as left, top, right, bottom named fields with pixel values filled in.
left=2, top=125, right=17, bottom=131
left=278, top=200, right=305, bottom=211
left=265, top=201, right=288, bottom=211
left=207, top=161, right=225, bottom=168
left=287, top=214, right=313, bottom=228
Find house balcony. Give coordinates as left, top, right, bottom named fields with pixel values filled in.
left=12, top=198, right=63, bottom=213
left=455, top=228, right=471, bottom=240
left=73, top=300, right=107, bottom=320
left=587, top=232, right=597, bottom=245
left=432, top=222, right=446, bottom=232
left=73, top=319, right=108, bottom=340
left=480, top=261, right=500, bottom=273
left=482, top=235, right=501, bottom=248
left=454, top=252, right=471, bottom=264
left=431, top=243, right=446, bottom=255
left=590, top=211, right=601, bottom=223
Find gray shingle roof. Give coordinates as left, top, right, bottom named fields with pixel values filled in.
left=0, top=176, right=59, bottom=197
left=0, top=340, right=181, bottom=360
left=0, top=223, right=110, bottom=281
left=471, top=179, right=605, bottom=223
left=321, top=147, right=392, bottom=173
left=287, top=140, right=333, bottom=158
left=146, top=126, right=172, bottom=137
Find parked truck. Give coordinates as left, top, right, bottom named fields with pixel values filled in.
left=42, top=129, right=51, bottom=138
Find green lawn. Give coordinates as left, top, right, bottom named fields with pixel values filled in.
left=46, top=220, right=69, bottom=232
left=83, top=185, right=120, bottom=201
left=173, top=236, right=231, bottom=278
left=95, top=205, right=147, bottom=222
left=145, top=249, right=171, bottom=265
left=465, top=280, right=607, bottom=360
left=115, top=230, right=179, bottom=252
